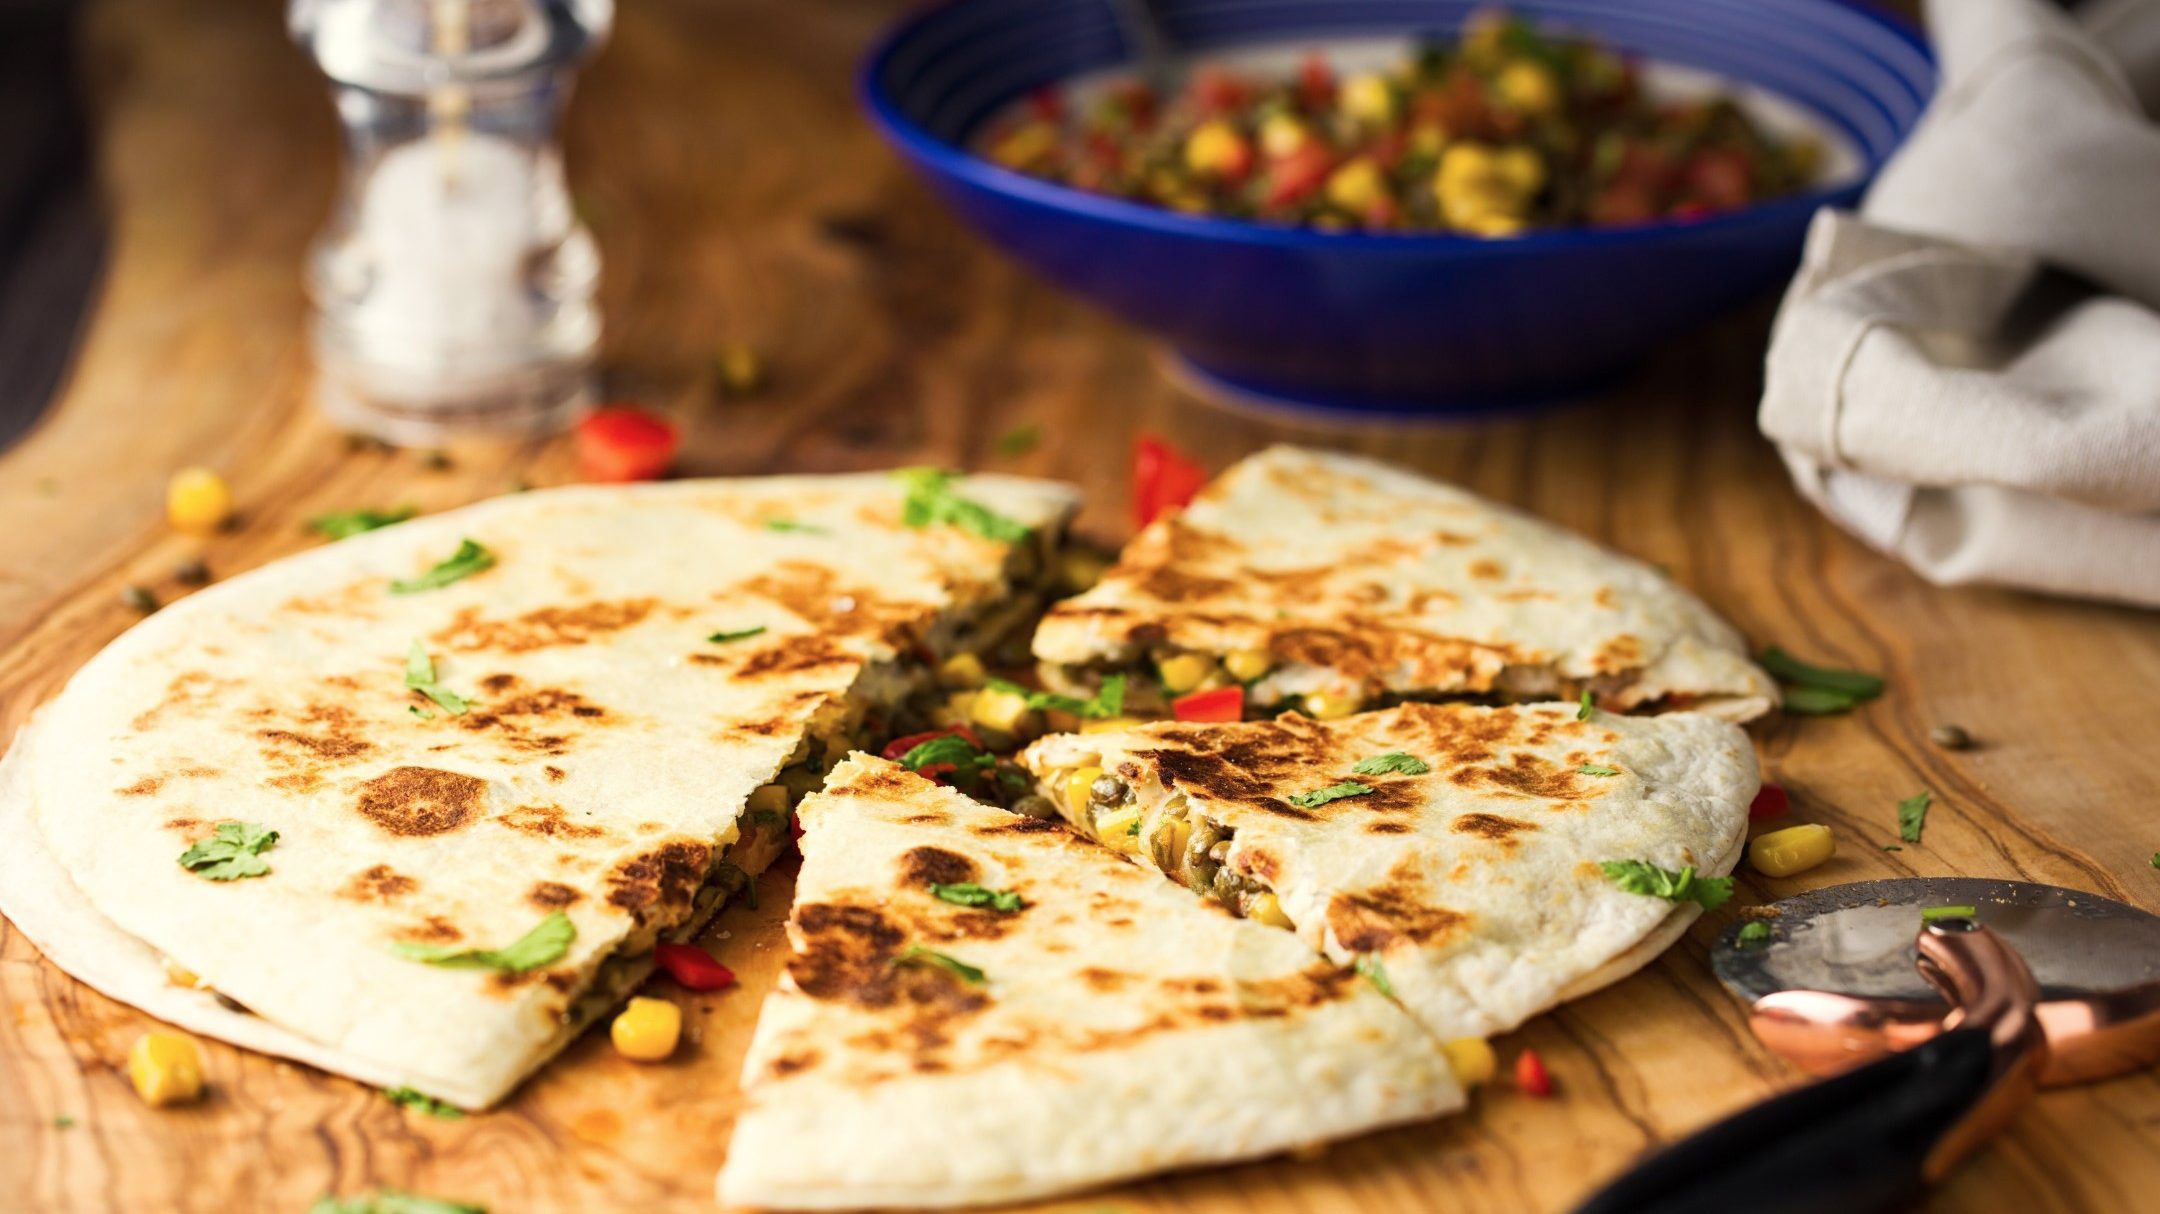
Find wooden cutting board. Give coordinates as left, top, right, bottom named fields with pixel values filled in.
left=3, top=1, right=2158, bottom=1210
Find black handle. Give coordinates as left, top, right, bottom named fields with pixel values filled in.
left=1573, top=1026, right=1999, bottom=1214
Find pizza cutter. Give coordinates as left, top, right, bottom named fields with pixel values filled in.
left=1576, top=878, right=2160, bottom=1214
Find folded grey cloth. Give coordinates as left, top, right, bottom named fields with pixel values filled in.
left=1761, top=0, right=2160, bottom=608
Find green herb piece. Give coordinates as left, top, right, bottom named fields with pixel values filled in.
left=2151, top=853, right=2160, bottom=870
left=1882, top=844, right=1903, bottom=852
left=1920, top=905, right=1977, bottom=922
left=393, top=911, right=574, bottom=974
left=764, top=519, right=828, bottom=535
left=1897, top=791, right=1932, bottom=844
left=747, top=809, right=788, bottom=830
left=309, top=1191, right=486, bottom=1214
left=389, top=539, right=496, bottom=593
left=52, top=1115, right=75, bottom=1129
left=1351, top=752, right=1431, bottom=776
left=717, top=860, right=758, bottom=909
left=930, top=882, right=1024, bottom=913
left=1579, top=763, right=1621, bottom=777
left=708, top=626, right=767, bottom=644
left=1576, top=690, right=1594, bottom=720
left=310, top=506, right=417, bottom=540
left=1760, top=647, right=1885, bottom=700
left=895, top=468, right=1032, bottom=544
left=898, top=734, right=998, bottom=782
left=403, top=641, right=472, bottom=716
left=994, top=424, right=1043, bottom=458
left=177, top=821, right=279, bottom=881
left=984, top=673, right=1126, bottom=720
left=1736, top=921, right=1772, bottom=946
left=1598, top=860, right=1734, bottom=911
left=1288, top=781, right=1373, bottom=810
left=1780, top=685, right=1862, bottom=715
left=1127, top=819, right=1141, bottom=835
left=1354, top=953, right=1394, bottom=997
left=383, top=1087, right=464, bottom=1119
left=894, top=944, right=986, bottom=985
left=408, top=705, right=435, bottom=720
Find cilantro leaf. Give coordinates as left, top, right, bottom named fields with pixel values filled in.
left=1354, top=953, right=1394, bottom=997
left=389, top=539, right=496, bottom=594
left=984, top=674, right=1126, bottom=720
left=1351, top=752, right=1431, bottom=776
left=2151, top=853, right=2159, bottom=870
left=1920, top=905, right=1977, bottom=922
left=177, top=820, right=279, bottom=881
left=382, top=1086, right=464, bottom=1119
left=310, top=506, right=417, bottom=541
left=1576, top=690, right=1594, bottom=720
left=994, top=424, right=1042, bottom=458
left=308, top=1191, right=486, bottom=1214
left=1579, top=763, right=1622, bottom=777
left=893, top=944, right=986, bottom=985
left=899, top=734, right=997, bottom=779
left=1760, top=648, right=1885, bottom=700
left=895, top=468, right=1032, bottom=544
left=403, top=641, right=472, bottom=716
left=52, top=1115, right=75, bottom=1129
left=764, top=519, right=827, bottom=535
left=1598, top=859, right=1734, bottom=911
left=1897, top=791, right=1932, bottom=844
left=929, top=882, right=1024, bottom=912
left=1288, top=781, right=1372, bottom=810
left=393, top=911, right=574, bottom=973
left=1736, top=921, right=1772, bottom=946
left=708, top=626, right=767, bottom=643
left=1780, top=685, right=1862, bottom=715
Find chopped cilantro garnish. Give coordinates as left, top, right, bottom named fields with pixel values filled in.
left=1127, top=819, right=1141, bottom=835
left=309, top=506, right=417, bottom=540
left=895, top=468, right=1032, bottom=544
left=52, top=1114, right=75, bottom=1129
left=404, top=641, right=472, bottom=716
left=393, top=911, right=574, bottom=974
left=1288, top=781, right=1372, bottom=810
left=1598, top=860, right=1733, bottom=910
left=708, top=626, right=767, bottom=643
left=984, top=674, right=1126, bottom=720
left=1760, top=648, right=1885, bottom=699
left=1780, top=685, right=1866, bottom=716
left=1351, top=752, right=1431, bottom=776
left=177, top=821, right=279, bottom=881
left=309, top=1191, right=486, bottom=1214
left=1882, top=844, right=1903, bottom=852
left=898, top=733, right=998, bottom=781
left=1354, top=953, right=1394, bottom=997
left=1579, top=763, right=1621, bottom=777
left=389, top=538, right=495, bottom=593
left=1897, top=791, right=1932, bottom=844
left=2151, top=853, right=2160, bottom=870
left=764, top=519, right=827, bottom=535
left=930, top=882, right=1024, bottom=912
left=894, top=944, right=986, bottom=985
left=1576, top=690, right=1594, bottom=720
left=383, top=1086, right=464, bottom=1119
left=1736, top=921, right=1772, bottom=946
left=1920, top=905, right=1977, bottom=922
left=994, top=424, right=1043, bottom=458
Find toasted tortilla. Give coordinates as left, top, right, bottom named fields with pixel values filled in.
left=1020, top=701, right=1757, bottom=1042
left=1, top=473, right=1075, bottom=1108
left=719, top=756, right=1463, bottom=1210
left=1033, top=445, right=1777, bottom=720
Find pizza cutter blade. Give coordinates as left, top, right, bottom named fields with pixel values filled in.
left=1576, top=878, right=2160, bottom=1214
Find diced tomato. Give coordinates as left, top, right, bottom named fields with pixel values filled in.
left=1172, top=685, right=1244, bottom=723
left=1668, top=201, right=1714, bottom=222
left=879, top=724, right=984, bottom=762
left=653, top=942, right=737, bottom=992
left=1261, top=139, right=1334, bottom=208
left=1514, top=1048, right=1554, bottom=1097
left=790, top=813, right=803, bottom=840
left=1132, top=435, right=1206, bottom=528
left=1026, top=85, right=1064, bottom=123
left=1749, top=783, right=1790, bottom=820
left=1192, top=67, right=1253, bottom=115
left=914, top=762, right=958, bottom=784
left=575, top=406, right=680, bottom=483
left=1682, top=148, right=1753, bottom=210
left=1588, top=183, right=1657, bottom=226
left=1297, top=52, right=1336, bottom=111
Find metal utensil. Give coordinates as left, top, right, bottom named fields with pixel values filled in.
left=1577, top=878, right=2160, bottom=1214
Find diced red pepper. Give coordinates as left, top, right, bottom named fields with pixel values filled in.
left=1132, top=435, right=1206, bottom=528
left=1261, top=139, right=1334, bottom=208
left=1749, top=783, right=1790, bottom=820
left=1172, top=685, right=1244, bottom=723
left=1297, top=51, right=1336, bottom=112
left=1514, top=1048, right=1554, bottom=1097
left=575, top=406, right=680, bottom=483
left=790, top=813, right=803, bottom=840
left=1192, top=66, right=1253, bottom=115
left=914, top=762, right=958, bottom=784
left=879, top=724, right=984, bottom=762
left=1026, top=85, right=1064, bottom=123
left=653, top=942, right=737, bottom=992
left=1682, top=147, right=1753, bottom=210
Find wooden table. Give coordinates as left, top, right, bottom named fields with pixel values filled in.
left=4, top=1, right=2157, bottom=1210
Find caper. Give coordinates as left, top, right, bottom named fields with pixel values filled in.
left=120, top=584, right=158, bottom=613
left=1010, top=795, right=1058, bottom=820
left=174, top=557, right=210, bottom=586
left=422, top=449, right=453, bottom=470
left=1208, top=840, right=1232, bottom=864
left=1930, top=723, right=1974, bottom=750
left=1089, top=775, right=1128, bottom=805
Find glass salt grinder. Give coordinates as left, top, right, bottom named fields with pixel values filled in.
left=290, top=0, right=611, bottom=444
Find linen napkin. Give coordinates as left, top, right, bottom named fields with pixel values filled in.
left=1760, top=0, right=2160, bottom=608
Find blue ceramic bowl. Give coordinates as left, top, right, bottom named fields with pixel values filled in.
left=861, top=0, right=1933, bottom=416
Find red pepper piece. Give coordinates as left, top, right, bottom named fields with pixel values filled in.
left=575, top=406, right=680, bottom=483
left=790, top=813, right=803, bottom=841
left=653, top=942, right=736, bottom=992
left=1192, top=66, right=1253, bottom=116
left=1749, top=783, right=1790, bottom=820
left=1297, top=51, right=1336, bottom=111
left=1514, top=1048, right=1554, bottom=1097
left=1132, top=435, right=1206, bottom=528
left=1026, top=85, right=1064, bottom=123
left=1261, top=139, right=1334, bottom=208
left=1172, top=685, right=1244, bottom=723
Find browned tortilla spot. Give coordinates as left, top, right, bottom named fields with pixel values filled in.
left=768, top=1049, right=820, bottom=1078
left=1367, top=821, right=1411, bottom=834
left=258, top=704, right=373, bottom=764
left=1453, top=812, right=1539, bottom=841
left=733, top=635, right=860, bottom=679
left=118, top=777, right=161, bottom=796
left=606, top=839, right=712, bottom=924
left=355, top=766, right=487, bottom=836
left=1472, top=753, right=1588, bottom=800
left=1468, top=558, right=1505, bottom=579
left=736, top=561, right=932, bottom=650
left=899, top=846, right=976, bottom=888
left=480, top=673, right=519, bottom=694
left=341, top=864, right=418, bottom=902
left=1326, top=887, right=1468, bottom=953
left=398, top=915, right=463, bottom=943
left=970, top=816, right=1061, bottom=835
left=544, top=765, right=566, bottom=782
left=528, top=881, right=581, bottom=909
left=1078, top=967, right=1134, bottom=992
left=496, top=803, right=607, bottom=840
left=899, top=812, right=948, bottom=826
left=432, top=598, right=659, bottom=654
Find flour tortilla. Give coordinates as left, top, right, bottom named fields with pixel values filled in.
left=3, top=473, right=1075, bottom=1108
left=1033, top=445, right=1777, bottom=720
left=1021, top=701, right=1757, bottom=1042
left=719, top=756, right=1463, bottom=1210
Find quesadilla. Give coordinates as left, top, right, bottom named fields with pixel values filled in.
left=1032, top=445, right=1777, bottom=722
left=719, top=755, right=1464, bottom=1210
left=1021, top=701, right=1757, bottom=1041
left=1, top=471, right=1075, bottom=1108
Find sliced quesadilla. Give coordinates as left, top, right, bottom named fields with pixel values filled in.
left=719, top=755, right=1464, bottom=1210
left=4, top=471, right=1075, bottom=1108
left=1021, top=701, right=1757, bottom=1041
left=1033, top=445, right=1777, bottom=722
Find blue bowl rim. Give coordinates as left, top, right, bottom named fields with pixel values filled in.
left=858, top=0, right=1934, bottom=254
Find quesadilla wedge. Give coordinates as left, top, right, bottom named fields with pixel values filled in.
left=719, top=755, right=1464, bottom=1210
left=1033, top=445, right=1777, bottom=722
left=1, top=471, right=1074, bottom=1108
left=1021, top=701, right=1756, bottom=1041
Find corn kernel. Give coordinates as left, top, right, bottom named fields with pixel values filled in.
left=931, top=689, right=979, bottom=728
left=747, top=784, right=789, bottom=815
left=1458, top=211, right=1528, bottom=238
left=1749, top=823, right=1836, bottom=877
left=1080, top=715, right=1143, bottom=735
left=1163, top=816, right=1193, bottom=867
left=1093, top=805, right=1143, bottom=852
left=1058, top=548, right=1109, bottom=592
left=128, top=1031, right=204, bottom=1106
left=717, top=344, right=763, bottom=395
left=1325, top=157, right=1387, bottom=214
left=1156, top=653, right=1217, bottom=695
left=1442, top=1037, right=1497, bottom=1087
left=970, top=685, right=1034, bottom=735
left=1409, top=121, right=1448, bottom=155
left=162, top=958, right=200, bottom=988
left=1249, top=890, right=1293, bottom=929
left=1063, top=766, right=1106, bottom=814
left=610, top=996, right=682, bottom=1062
left=1305, top=692, right=1361, bottom=720
left=1223, top=648, right=1274, bottom=683
left=1493, top=145, right=1547, bottom=195
left=1184, top=120, right=1247, bottom=177
left=1341, top=73, right=1396, bottom=125
left=939, top=653, right=987, bottom=688
left=166, top=467, right=232, bottom=536
left=1496, top=61, right=1560, bottom=115
left=989, top=121, right=1058, bottom=169
left=1259, top=112, right=1308, bottom=159
left=1436, top=143, right=1542, bottom=231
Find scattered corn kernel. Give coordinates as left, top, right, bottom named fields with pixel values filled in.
left=989, top=121, right=1059, bottom=170
left=1080, top=715, right=1143, bottom=734
left=1163, top=816, right=1194, bottom=866
left=1259, top=112, right=1309, bottom=159
left=1058, top=548, right=1109, bottom=592
left=162, top=958, right=200, bottom=988
left=1184, top=119, right=1248, bottom=177
left=1223, top=648, right=1274, bottom=683
left=1063, top=766, right=1106, bottom=814
left=1442, top=1037, right=1497, bottom=1087
left=1325, top=157, right=1387, bottom=214
left=1435, top=142, right=1544, bottom=231
left=610, top=996, right=682, bottom=1062
left=932, top=689, right=980, bottom=728
left=717, top=345, right=764, bottom=396
left=1156, top=653, right=1217, bottom=695
left=1341, top=72, right=1396, bottom=125
left=970, top=685, right=1035, bottom=736
left=746, top=784, right=789, bottom=815
left=1496, top=60, right=1560, bottom=115
left=1305, top=692, right=1361, bottom=720
left=166, top=467, right=232, bottom=536
left=1410, top=121, right=1448, bottom=155
left=1093, top=805, right=1143, bottom=852
left=1493, top=145, right=1547, bottom=194
left=939, top=653, right=987, bottom=688
left=1458, top=212, right=1528, bottom=238
left=1249, top=890, right=1293, bottom=929
left=128, top=1031, right=204, bottom=1106
left=1749, top=823, right=1837, bottom=878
